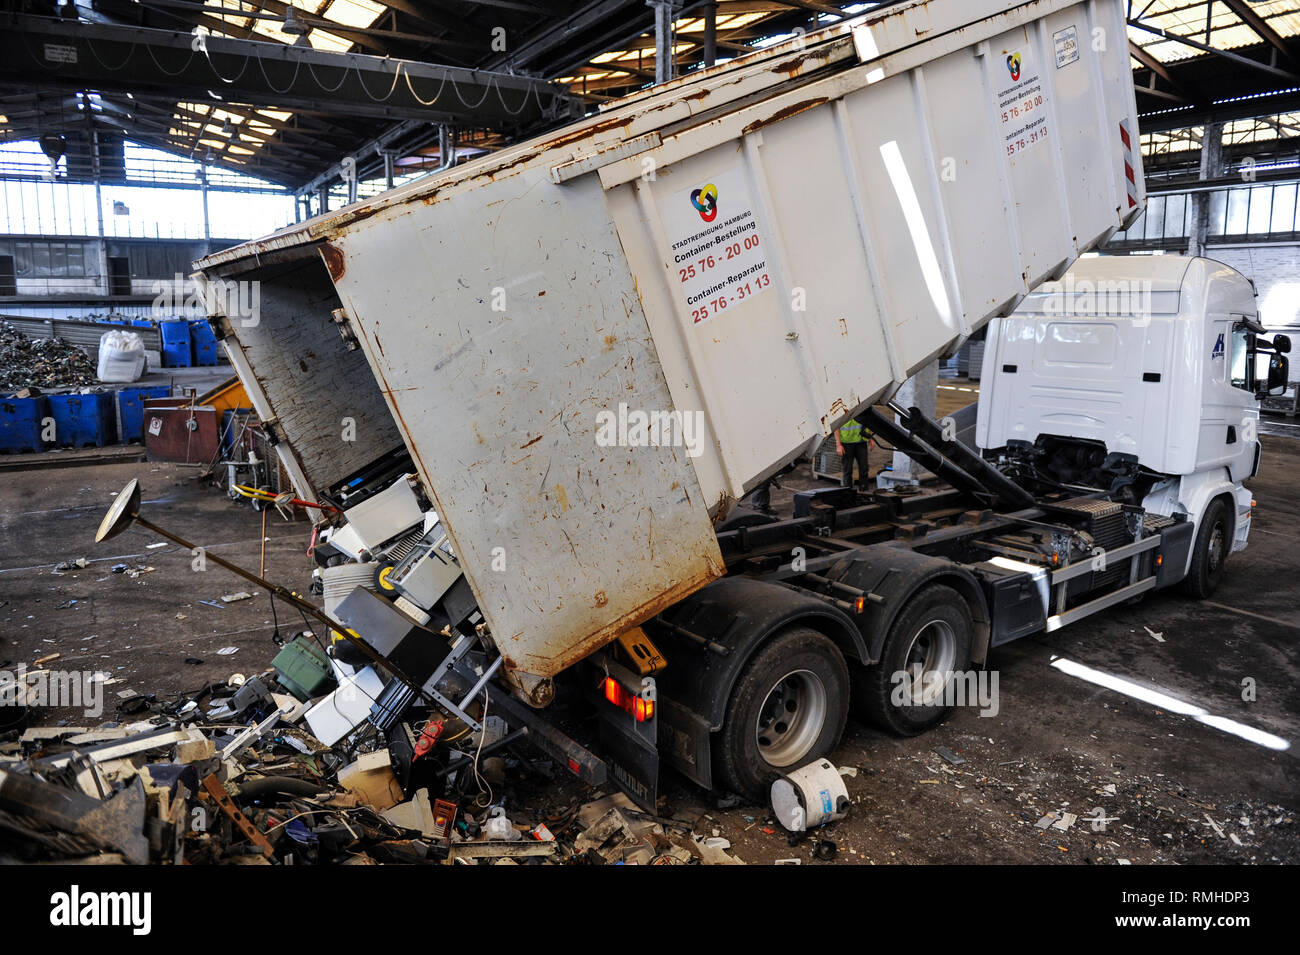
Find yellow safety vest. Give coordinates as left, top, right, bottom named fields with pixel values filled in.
left=839, top=418, right=868, bottom=444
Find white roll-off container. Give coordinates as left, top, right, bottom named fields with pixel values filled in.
left=196, top=0, right=1144, bottom=681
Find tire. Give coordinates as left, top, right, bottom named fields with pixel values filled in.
left=1181, top=497, right=1231, bottom=599
left=714, top=627, right=849, bottom=800
left=854, top=584, right=973, bottom=736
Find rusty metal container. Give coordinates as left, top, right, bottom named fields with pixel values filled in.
left=195, top=0, right=1143, bottom=678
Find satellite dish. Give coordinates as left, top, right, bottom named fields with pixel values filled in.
left=96, top=478, right=141, bottom=543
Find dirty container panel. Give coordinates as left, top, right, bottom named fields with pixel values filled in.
left=200, top=258, right=404, bottom=499
left=600, top=0, right=1140, bottom=497
left=326, top=170, right=725, bottom=678
left=0, top=394, right=49, bottom=453
left=47, top=392, right=115, bottom=448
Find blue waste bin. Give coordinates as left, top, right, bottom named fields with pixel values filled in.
left=47, top=392, right=116, bottom=448
left=189, top=320, right=219, bottom=366
left=116, top=386, right=171, bottom=443
left=159, top=320, right=192, bottom=368
left=0, top=393, right=50, bottom=453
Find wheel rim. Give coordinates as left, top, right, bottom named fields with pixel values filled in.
left=898, top=618, right=958, bottom=706
left=1208, top=521, right=1226, bottom=573
left=755, top=669, right=827, bottom=768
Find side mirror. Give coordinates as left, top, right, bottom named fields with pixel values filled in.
left=1267, top=353, right=1290, bottom=396
left=1273, top=333, right=1292, bottom=355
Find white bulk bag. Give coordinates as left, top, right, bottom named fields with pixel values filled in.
left=97, top=330, right=147, bottom=383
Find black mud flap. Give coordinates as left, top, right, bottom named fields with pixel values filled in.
left=585, top=659, right=659, bottom=812
left=485, top=689, right=608, bottom=788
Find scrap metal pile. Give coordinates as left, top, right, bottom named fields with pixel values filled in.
left=0, top=642, right=746, bottom=865
left=0, top=321, right=97, bottom=390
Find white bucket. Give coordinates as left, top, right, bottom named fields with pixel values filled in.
left=771, top=758, right=850, bottom=832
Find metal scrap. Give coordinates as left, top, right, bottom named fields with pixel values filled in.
left=0, top=321, right=98, bottom=390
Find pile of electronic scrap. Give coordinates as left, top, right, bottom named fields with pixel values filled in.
left=0, top=633, right=741, bottom=865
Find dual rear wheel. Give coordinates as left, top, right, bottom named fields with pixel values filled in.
left=713, top=585, right=974, bottom=798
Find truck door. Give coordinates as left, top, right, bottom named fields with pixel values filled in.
left=1201, top=316, right=1256, bottom=482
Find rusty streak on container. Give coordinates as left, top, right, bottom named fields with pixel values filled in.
left=742, top=98, right=828, bottom=135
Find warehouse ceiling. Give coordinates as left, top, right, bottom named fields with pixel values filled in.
left=3, top=0, right=1300, bottom=192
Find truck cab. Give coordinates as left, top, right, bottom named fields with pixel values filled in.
left=977, top=254, right=1291, bottom=594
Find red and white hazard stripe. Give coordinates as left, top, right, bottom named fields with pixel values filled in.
left=1119, top=119, right=1139, bottom=209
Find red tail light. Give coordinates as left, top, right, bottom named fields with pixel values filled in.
left=602, top=676, right=654, bottom=722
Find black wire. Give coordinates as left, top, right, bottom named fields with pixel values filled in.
left=269, top=590, right=283, bottom=645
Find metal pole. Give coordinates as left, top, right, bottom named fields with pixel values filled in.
left=703, top=1, right=717, bottom=67
left=649, top=0, right=676, bottom=85
left=439, top=125, right=458, bottom=170
left=383, top=150, right=395, bottom=189
left=1189, top=121, right=1223, bottom=257
left=199, top=167, right=210, bottom=241
left=129, top=513, right=438, bottom=705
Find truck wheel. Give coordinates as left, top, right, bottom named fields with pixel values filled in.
left=855, top=584, right=972, bottom=736
left=1181, top=497, right=1230, bottom=599
left=714, top=627, right=849, bottom=800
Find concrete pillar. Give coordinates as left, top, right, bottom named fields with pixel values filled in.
left=878, top=360, right=939, bottom=488
left=1188, top=121, right=1223, bottom=258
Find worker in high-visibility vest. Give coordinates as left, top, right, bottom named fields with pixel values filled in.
left=835, top=417, right=873, bottom=490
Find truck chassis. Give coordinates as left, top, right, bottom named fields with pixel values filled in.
left=497, top=403, right=1211, bottom=807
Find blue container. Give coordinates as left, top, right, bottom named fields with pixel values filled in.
left=159, top=320, right=192, bottom=368
left=47, top=392, right=116, bottom=448
left=189, top=320, right=219, bottom=366
left=116, top=386, right=171, bottom=443
left=0, top=394, right=50, bottom=453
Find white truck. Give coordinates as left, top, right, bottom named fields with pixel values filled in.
left=181, top=0, right=1292, bottom=805
left=978, top=254, right=1290, bottom=601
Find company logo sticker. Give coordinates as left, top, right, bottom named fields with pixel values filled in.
left=690, top=182, right=718, bottom=223
left=1006, top=52, right=1022, bottom=81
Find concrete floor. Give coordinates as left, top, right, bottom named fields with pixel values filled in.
left=1, top=384, right=1296, bottom=864
left=0, top=462, right=309, bottom=720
